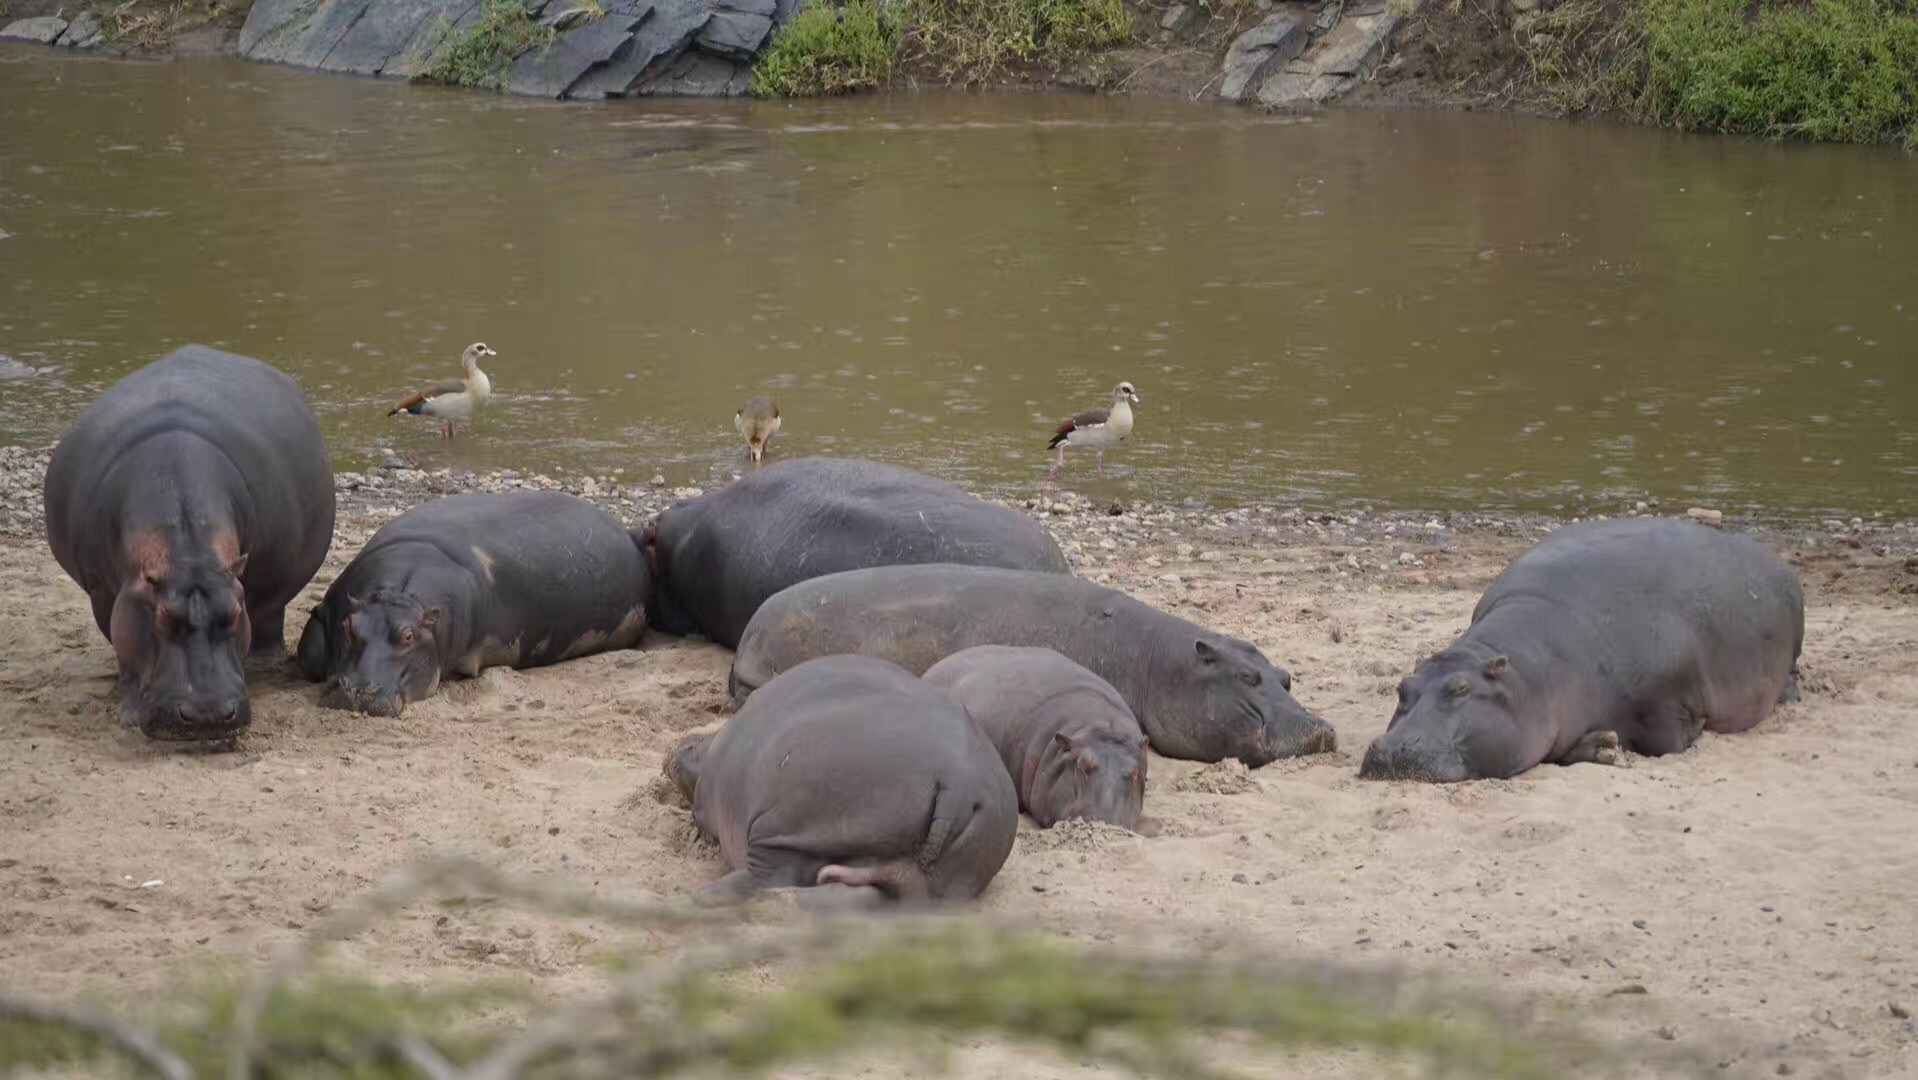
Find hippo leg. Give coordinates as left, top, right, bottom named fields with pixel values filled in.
left=1629, top=698, right=1707, bottom=757
left=1558, top=729, right=1623, bottom=767
left=1778, top=665, right=1802, bottom=704
left=115, top=664, right=142, bottom=731
left=296, top=615, right=328, bottom=682
left=250, top=606, right=287, bottom=656
left=693, top=870, right=760, bottom=907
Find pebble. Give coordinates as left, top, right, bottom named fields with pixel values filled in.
left=1686, top=507, right=1723, bottom=526
left=1892, top=1002, right=1911, bottom=1020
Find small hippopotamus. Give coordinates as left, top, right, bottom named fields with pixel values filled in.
left=44, top=346, right=336, bottom=740
left=730, top=564, right=1335, bottom=767
left=922, top=646, right=1148, bottom=830
left=1360, top=517, right=1804, bottom=783
left=297, top=492, right=651, bottom=716
left=640, top=457, right=1068, bottom=649
left=667, top=654, right=1018, bottom=906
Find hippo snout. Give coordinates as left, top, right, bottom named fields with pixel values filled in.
left=1358, top=736, right=1469, bottom=783
left=142, top=700, right=249, bottom=741
left=1247, top=708, right=1337, bottom=767
left=320, top=678, right=405, bottom=717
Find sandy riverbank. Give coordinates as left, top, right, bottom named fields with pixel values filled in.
left=2, top=448, right=1916, bottom=1077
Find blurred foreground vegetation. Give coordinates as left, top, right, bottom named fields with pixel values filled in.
left=0, top=857, right=1708, bottom=1079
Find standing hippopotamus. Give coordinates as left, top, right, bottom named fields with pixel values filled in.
left=666, top=654, right=1018, bottom=906
left=1360, top=518, right=1804, bottom=783
left=640, top=457, right=1068, bottom=649
left=298, top=492, right=651, bottom=716
left=44, top=346, right=336, bottom=741
left=922, top=646, right=1148, bottom=830
left=730, top=564, right=1336, bottom=767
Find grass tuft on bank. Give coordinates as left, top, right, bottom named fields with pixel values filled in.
left=1628, top=0, right=1918, bottom=147
left=417, top=0, right=556, bottom=89
left=752, top=0, right=903, bottom=96
left=753, top=0, right=1134, bottom=96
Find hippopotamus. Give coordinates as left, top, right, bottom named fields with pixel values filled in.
left=43, top=346, right=336, bottom=741
left=666, top=654, right=1018, bottom=906
left=640, top=457, right=1068, bottom=649
left=297, top=492, right=651, bottom=716
left=729, top=564, right=1336, bottom=767
left=1359, top=517, right=1804, bottom=783
left=922, top=646, right=1148, bottom=830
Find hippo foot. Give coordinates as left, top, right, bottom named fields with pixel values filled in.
left=692, top=870, right=760, bottom=908
left=1779, top=668, right=1802, bottom=704
left=1560, top=729, right=1625, bottom=768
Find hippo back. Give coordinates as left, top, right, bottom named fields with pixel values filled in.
left=45, top=345, right=336, bottom=614
left=649, top=457, right=1068, bottom=648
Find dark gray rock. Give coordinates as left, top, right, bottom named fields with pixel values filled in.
left=696, top=9, right=771, bottom=60
left=563, top=0, right=703, bottom=98
left=1, top=16, right=69, bottom=43
left=248, top=0, right=375, bottom=67
left=380, top=0, right=481, bottom=77
left=641, top=47, right=748, bottom=96
left=1314, top=11, right=1401, bottom=76
left=57, top=12, right=102, bottom=47
left=321, top=0, right=461, bottom=73
left=240, top=0, right=318, bottom=56
left=505, top=11, right=642, bottom=97
left=1219, top=11, right=1307, bottom=103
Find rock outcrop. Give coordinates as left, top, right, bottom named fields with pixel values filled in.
left=1219, top=0, right=1404, bottom=108
left=235, top=0, right=796, bottom=97
left=0, top=15, right=70, bottom=44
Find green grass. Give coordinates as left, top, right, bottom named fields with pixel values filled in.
left=417, top=0, right=557, bottom=89
left=900, top=0, right=1134, bottom=82
left=1627, top=0, right=1918, bottom=147
left=751, top=0, right=904, bottom=97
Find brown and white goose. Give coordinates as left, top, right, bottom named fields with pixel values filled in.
left=387, top=342, right=495, bottom=440
left=1048, top=381, right=1139, bottom=477
left=735, top=395, right=780, bottom=463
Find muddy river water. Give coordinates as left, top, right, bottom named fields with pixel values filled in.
left=2, top=47, right=1914, bottom=515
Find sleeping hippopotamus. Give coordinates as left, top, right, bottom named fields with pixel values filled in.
left=44, top=346, right=336, bottom=741
left=297, top=492, right=651, bottom=716
left=666, top=654, right=1018, bottom=906
left=730, top=564, right=1336, bottom=767
left=640, top=457, right=1068, bottom=649
left=922, top=646, right=1147, bottom=830
left=1359, top=517, right=1804, bottom=783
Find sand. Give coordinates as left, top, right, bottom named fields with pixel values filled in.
left=2, top=457, right=1916, bottom=1078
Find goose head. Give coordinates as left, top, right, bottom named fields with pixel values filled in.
left=1113, top=381, right=1140, bottom=405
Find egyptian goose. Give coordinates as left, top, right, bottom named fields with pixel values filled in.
left=1048, top=381, right=1139, bottom=477
left=735, top=395, right=781, bottom=462
left=387, top=342, right=495, bottom=440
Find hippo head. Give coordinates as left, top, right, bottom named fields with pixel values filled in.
left=1189, top=636, right=1337, bottom=767
left=319, top=592, right=442, bottom=717
left=1044, top=728, right=1148, bottom=830
left=1359, top=649, right=1524, bottom=783
left=111, top=551, right=253, bottom=740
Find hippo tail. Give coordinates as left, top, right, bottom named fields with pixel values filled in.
left=630, top=523, right=659, bottom=582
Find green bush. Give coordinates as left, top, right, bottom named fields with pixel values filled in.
left=1629, top=0, right=1918, bottom=146
left=418, top=0, right=556, bottom=89
left=899, top=0, right=1133, bottom=82
left=751, top=0, right=904, bottom=97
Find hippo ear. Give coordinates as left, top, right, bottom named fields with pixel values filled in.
left=1053, top=731, right=1076, bottom=756
left=227, top=552, right=249, bottom=580
left=420, top=606, right=442, bottom=631
left=142, top=571, right=165, bottom=591
left=347, top=595, right=364, bottom=615
left=1484, top=655, right=1510, bottom=680
left=1194, top=639, right=1220, bottom=664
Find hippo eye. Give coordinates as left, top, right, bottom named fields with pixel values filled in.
left=399, top=627, right=416, bottom=647
left=1237, top=669, right=1261, bottom=687
left=1444, top=676, right=1473, bottom=699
